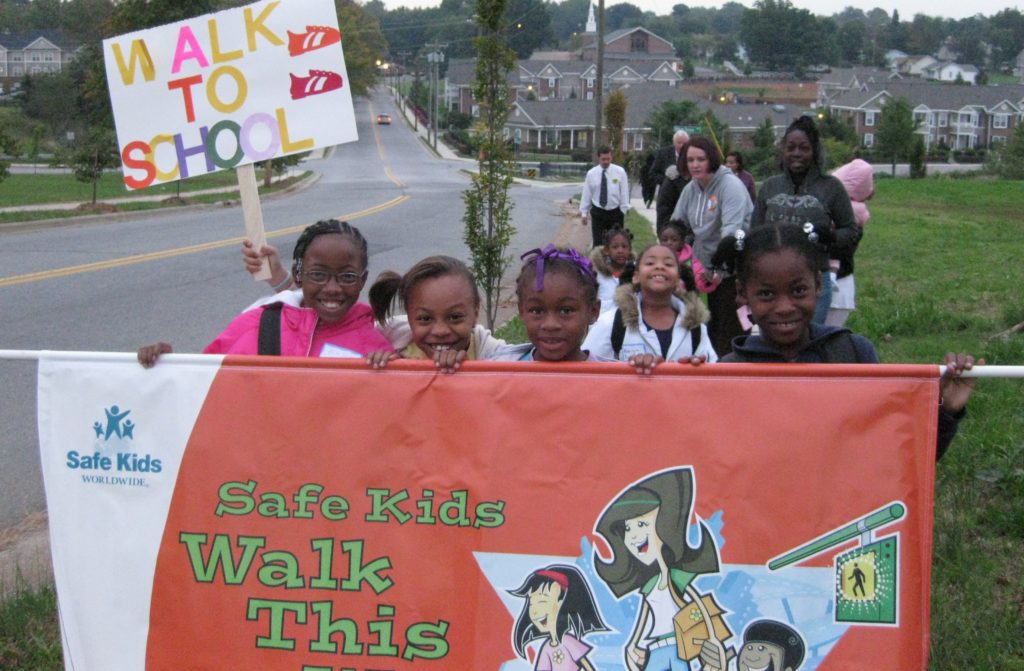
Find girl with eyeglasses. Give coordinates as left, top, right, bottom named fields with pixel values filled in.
left=138, top=219, right=393, bottom=365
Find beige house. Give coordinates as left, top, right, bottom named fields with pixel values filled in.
left=828, top=81, right=1024, bottom=150
left=0, top=31, right=79, bottom=86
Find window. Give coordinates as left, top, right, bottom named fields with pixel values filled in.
left=585, top=78, right=594, bottom=88
left=547, top=77, right=556, bottom=88
left=633, top=134, right=643, bottom=150
left=864, top=111, right=876, bottom=127
left=863, top=133, right=874, bottom=147
left=993, top=114, right=1009, bottom=129
left=991, top=135, right=1007, bottom=145
left=630, top=33, right=648, bottom=53
left=938, top=112, right=948, bottom=127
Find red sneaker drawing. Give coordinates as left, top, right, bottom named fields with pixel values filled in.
left=290, top=70, right=344, bottom=100
left=287, top=26, right=342, bottom=56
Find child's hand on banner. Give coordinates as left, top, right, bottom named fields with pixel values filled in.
left=138, top=342, right=172, bottom=368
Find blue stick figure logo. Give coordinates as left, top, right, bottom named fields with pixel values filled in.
left=96, top=405, right=134, bottom=441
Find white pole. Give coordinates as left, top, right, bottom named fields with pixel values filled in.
left=2, top=351, right=1024, bottom=377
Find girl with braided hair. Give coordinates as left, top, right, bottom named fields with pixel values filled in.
left=138, top=219, right=392, bottom=365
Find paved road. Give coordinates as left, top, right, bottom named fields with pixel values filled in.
left=0, top=86, right=580, bottom=531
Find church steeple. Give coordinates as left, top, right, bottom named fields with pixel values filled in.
left=585, top=3, right=596, bottom=33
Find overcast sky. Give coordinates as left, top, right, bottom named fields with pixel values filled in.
left=379, top=0, right=1021, bottom=21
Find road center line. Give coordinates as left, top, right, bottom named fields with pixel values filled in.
left=0, top=195, right=410, bottom=289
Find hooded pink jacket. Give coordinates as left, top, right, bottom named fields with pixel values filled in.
left=831, top=159, right=873, bottom=229
left=204, top=292, right=393, bottom=358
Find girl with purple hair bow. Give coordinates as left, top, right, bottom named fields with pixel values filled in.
left=489, top=245, right=609, bottom=362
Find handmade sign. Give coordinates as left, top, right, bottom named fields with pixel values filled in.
left=38, top=355, right=941, bottom=670
left=103, top=0, right=356, bottom=189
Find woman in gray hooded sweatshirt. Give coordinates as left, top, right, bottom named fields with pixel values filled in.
left=668, top=136, right=752, bottom=355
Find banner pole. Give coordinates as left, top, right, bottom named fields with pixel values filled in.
left=3, top=351, right=1024, bottom=377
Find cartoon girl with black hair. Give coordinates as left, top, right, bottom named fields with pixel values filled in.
left=593, top=468, right=728, bottom=671
left=509, top=564, right=608, bottom=671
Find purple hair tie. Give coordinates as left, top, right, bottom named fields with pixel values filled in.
left=520, top=244, right=595, bottom=291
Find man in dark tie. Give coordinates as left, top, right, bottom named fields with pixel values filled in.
left=580, top=146, right=629, bottom=247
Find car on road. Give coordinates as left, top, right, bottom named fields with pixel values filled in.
left=376, top=114, right=392, bottom=125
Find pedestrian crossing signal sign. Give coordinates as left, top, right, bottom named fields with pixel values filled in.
left=835, top=536, right=898, bottom=625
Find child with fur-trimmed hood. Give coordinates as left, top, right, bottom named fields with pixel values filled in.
left=583, top=244, right=718, bottom=365
left=589, top=228, right=635, bottom=313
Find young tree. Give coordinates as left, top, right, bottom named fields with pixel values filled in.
left=990, top=123, right=1024, bottom=180
left=604, top=90, right=627, bottom=159
left=462, top=0, right=518, bottom=329
left=0, top=128, right=21, bottom=183
left=57, top=129, right=119, bottom=204
left=875, top=96, right=918, bottom=176
left=908, top=134, right=927, bottom=179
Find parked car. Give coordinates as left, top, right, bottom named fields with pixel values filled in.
left=376, top=114, right=392, bottom=125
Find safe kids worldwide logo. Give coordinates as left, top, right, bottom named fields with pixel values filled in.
left=65, top=404, right=163, bottom=488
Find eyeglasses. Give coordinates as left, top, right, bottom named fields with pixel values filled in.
left=301, top=270, right=364, bottom=286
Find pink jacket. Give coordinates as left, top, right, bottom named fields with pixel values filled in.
left=204, top=299, right=393, bottom=358
left=831, top=159, right=873, bottom=228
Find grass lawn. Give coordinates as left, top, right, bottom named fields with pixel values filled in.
left=0, top=172, right=311, bottom=225
left=1, top=169, right=242, bottom=206
left=1, top=175, right=1022, bottom=670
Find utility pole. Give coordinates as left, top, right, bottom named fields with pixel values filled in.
left=426, top=45, right=446, bottom=153
left=593, top=0, right=605, bottom=162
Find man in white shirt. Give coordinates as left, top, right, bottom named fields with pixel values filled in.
left=580, top=146, right=630, bottom=247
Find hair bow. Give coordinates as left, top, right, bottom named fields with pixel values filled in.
left=520, top=244, right=594, bottom=291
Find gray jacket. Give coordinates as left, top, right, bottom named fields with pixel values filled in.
left=669, top=165, right=752, bottom=268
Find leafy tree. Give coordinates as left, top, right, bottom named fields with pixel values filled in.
left=56, top=128, right=119, bottom=204
left=741, top=0, right=827, bottom=71
left=818, top=110, right=858, bottom=146
left=506, top=0, right=554, bottom=58
left=463, top=0, right=517, bottom=329
left=646, top=99, right=701, bottom=146
left=987, top=9, right=1024, bottom=68
left=746, top=117, right=778, bottom=179
left=948, top=17, right=987, bottom=68
left=837, top=21, right=867, bottom=65
left=335, top=0, right=387, bottom=96
left=604, top=90, right=627, bottom=159
left=823, top=138, right=855, bottom=171
left=547, top=0, right=590, bottom=44
left=109, top=0, right=218, bottom=33
left=875, top=96, right=918, bottom=176
left=881, top=9, right=908, bottom=51
left=19, top=73, right=79, bottom=137
left=605, top=2, right=643, bottom=31
left=989, top=123, right=1024, bottom=180
left=0, top=127, right=21, bottom=183
left=906, top=14, right=946, bottom=56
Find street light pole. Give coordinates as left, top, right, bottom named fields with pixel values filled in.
left=426, top=49, right=445, bottom=153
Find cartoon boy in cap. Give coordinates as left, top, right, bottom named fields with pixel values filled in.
left=736, top=620, right=804, bottom=671
left=700, top=619, right=804, bottom=671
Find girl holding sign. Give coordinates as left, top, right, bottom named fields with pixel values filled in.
left=139, top=219, right=392, bottom=364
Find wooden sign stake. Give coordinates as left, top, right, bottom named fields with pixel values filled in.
left=236, top=162, right=272, bottom=281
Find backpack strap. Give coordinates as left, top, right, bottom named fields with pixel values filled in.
left=611, top=308, right=626, bottom=358
left=820, top=331, right=860, bottom=363
left=257, top=303, right=284, bottom=356
left=690, top=325, right=702, bottom=354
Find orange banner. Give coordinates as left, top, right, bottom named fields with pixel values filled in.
left=144, top=359, right=940, bottom=671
